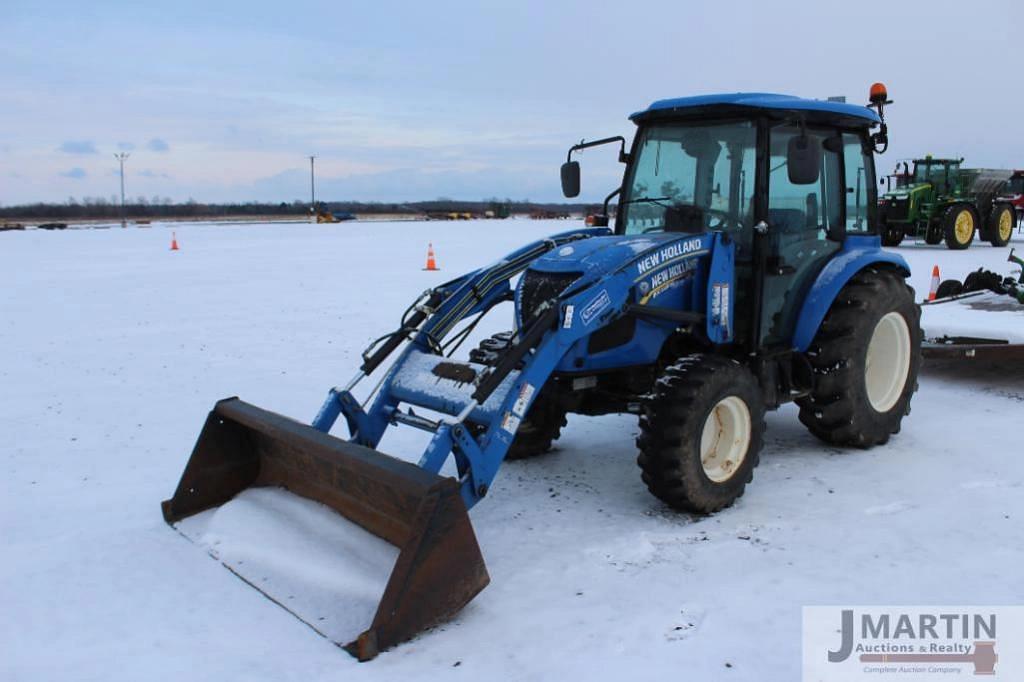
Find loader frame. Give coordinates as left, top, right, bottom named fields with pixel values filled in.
left=310, top=227, right=736, bottom=510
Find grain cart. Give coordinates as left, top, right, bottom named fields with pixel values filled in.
left=878, top=157, right=1016, bottom=248
left=163, top=85, right=921, bottom=660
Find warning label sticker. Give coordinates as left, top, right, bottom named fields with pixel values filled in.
left=512, top=382, right=535, bottom=417
left=501, top=411, right=521, bottom=435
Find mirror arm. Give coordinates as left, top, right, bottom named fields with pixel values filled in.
left=567, top=136, right=629, bottom=164
left=602, top=187, right=621, bottom=217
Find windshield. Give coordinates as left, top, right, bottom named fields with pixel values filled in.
left=914, top=162, right=952, bottom=183
left=620, top=121, right=756, bottom=236
left=1007, top=176, right=1024, bottom=194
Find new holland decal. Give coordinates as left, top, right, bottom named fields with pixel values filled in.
left=634, top=237, right=707, bottom=303
left=635, top=236, right=707, bottom=277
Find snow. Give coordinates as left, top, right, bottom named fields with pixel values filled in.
left=2, top=220, right=1022, bottom=681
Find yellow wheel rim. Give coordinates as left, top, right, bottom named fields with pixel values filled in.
left=954, top=209, right=974, bottom=244
left=998, top=209, right=1012, bottom=241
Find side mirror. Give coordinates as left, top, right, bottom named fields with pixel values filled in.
left=787, top=135, right=821, bottom=185
left=561, top=161, right=580, bottom=198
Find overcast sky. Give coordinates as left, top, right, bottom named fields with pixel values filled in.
left=2, top=0, right=1020, bottom=205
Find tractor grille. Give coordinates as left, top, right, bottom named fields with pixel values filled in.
left=885, top=197, right=910, bottom=222
left=518, top=270, right=581, bottom=327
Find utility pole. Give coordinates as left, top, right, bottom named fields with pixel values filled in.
left=114, top=152, right=130, bottom=227
left=309, top=155, right=317, bottom=218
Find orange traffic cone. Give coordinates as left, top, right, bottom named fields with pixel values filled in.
left=423, top=243, right=439, bottom=271
left=927, top=265, right=939, bottom=301
left=170, top=232, right=179, bottom=251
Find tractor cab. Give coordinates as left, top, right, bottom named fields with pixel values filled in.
left=561, top=91, right=887, bottom=349
left=912, top=156, right=962, bottom=195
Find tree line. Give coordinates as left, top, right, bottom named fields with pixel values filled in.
left=0, top=197, right=603, bottom=221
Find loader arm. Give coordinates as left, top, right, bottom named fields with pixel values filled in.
left=324, top=229, right=729, bottom=510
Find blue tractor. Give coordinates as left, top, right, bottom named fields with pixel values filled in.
left=162, top=85, right=921, bottom=659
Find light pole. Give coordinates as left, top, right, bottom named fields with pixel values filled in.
left=114, top=152, right=130, bottom=227
left=309, top=155, right=317, bottom=218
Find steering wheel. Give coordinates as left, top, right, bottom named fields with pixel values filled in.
left=640, top=206, right=734, bottom=233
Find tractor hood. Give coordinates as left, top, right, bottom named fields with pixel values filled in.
left=526, top=233, right=690, bottom=278
left=883, top=182, right=930, bottom=200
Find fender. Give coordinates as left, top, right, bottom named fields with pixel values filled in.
left=791, top=235, right=910, bottom=352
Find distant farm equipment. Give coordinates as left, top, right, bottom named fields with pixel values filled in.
left=879, top=157, right=1015, bottom=249
left=999, top=170, right=1024, bottom=229
left=314, top=203, right=356, bottom=223
left=529, top=209, right=571, bottom=219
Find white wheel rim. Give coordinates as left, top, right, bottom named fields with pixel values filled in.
left=865, top=311, right=912, bottom=413
left=699, top=396, right=751, bottom=483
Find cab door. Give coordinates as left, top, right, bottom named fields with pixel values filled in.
left=759, top=124, right=844, bottom=346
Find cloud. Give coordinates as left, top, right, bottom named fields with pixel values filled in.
left=58, top=140, right=98, bottom=155
left=117, top=141, right=135, bottom=151
left=147, top=138, right=169, bottom=152
left=138, top=169, right=170, bottom=179
left=61, top=167, right=87, bottom=179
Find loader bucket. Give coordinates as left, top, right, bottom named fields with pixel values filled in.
left=161, top=397, right=489, bottom=661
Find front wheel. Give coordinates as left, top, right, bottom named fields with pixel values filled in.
left=881, top=223, right=905, bottom=247
left=637, top=355, right=766, bottom=513
left=470, top=332, right=566, bottom=459
left=797, top=269, right=922, bottom=447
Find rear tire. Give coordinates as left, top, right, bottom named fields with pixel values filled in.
left=797, top=268, right=921, bottom=447
left=942, top=204, right=978, bottom=250
left=986, top=204, right=1014, bottom=247
left=637, top=355, right=765, bottom=513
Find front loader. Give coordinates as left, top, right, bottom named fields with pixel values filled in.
left=163, top=84, right=923, bottom=659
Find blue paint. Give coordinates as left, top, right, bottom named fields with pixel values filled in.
left=791, top=234, right=910, bottom=351
left=631, top=92, right=881, bottom=125
left=706, top=233, right=735, bottom=344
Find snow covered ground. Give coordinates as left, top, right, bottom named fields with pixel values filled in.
left=2, top=220, right=1021, bottom=681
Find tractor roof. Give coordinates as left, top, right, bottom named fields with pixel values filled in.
left=631, top=93, right=881, bottom=127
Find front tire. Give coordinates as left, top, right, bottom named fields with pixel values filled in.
left=924, top=224, right=943, bottom=245
left=942, top=204, right=978, bottom=250
left=470, top=332, right=566, bottom=459
left=637, top=355, right=765, bottom=513
left=881, top=223, right=905, bottom=247
left=797, top=269, right=921, bottom=447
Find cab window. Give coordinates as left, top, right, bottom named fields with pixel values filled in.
left=620, top=121, right=757, bottom=253
left=843, top=133, right=874, bottom=234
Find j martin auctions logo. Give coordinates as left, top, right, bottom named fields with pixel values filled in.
left=803, top=607, right=1024, bottom=681
left=829, top=610, right=997, bottom=674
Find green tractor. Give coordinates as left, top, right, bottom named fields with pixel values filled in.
left=879, top=156, right=1016, bottom=249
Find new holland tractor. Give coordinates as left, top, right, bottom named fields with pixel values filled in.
left=162, top=85, right=922, bottom=660
left=878, top=157, right=1016, bottom=249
